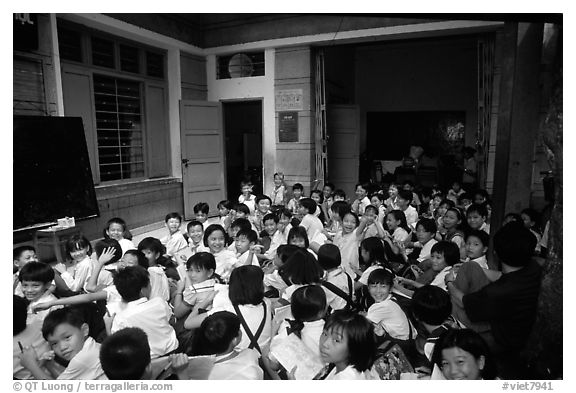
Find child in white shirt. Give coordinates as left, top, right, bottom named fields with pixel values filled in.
left=396, top=189, right=418, bottom=229
left=299, top=197, right=324, bottom=242
left=161, top=212, right=188, bottom=259
left=57, top=235, right=93, bottom=293
left=205, top=224, right=238, bottom=283
left=317, top=244, right=354, bottom=312
left=287, top=183, right=304, bottom=218
left=352, top=182, right=371, bottom=216
left=238, top=180, right=257, bottom=215
left=104, top=217, right=136, bottom=255
left=235, top=229, right=260, bottom=267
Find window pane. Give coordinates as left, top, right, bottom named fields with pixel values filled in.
left=92, top=37, right=115, bottom=68
left=58, top=27, right=82, bottom=62
left=146, top=51, right=164, bottom=78
left=93, top=74, right=144, bottom=181
left=120, top=44, right=139, bottom=73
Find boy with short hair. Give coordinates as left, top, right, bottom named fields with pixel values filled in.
left=100, top=327, right=151, bottom=379
left=20, top=307, right=106, bottom=379
left=161, top=212, right=188, bottom=258
left=110, top=266, right=178, bottom=359
left=458, top=192, right=473, bottom=212
left=318, top=244, right=353, bottom=312
left=14, top=245, right=40, bottom=295
left=235, top=229, right=260, bottom=267
left=19, top=262, right=60, bottom=326
left=298, top=197, right=324, bottom=241
left=287, top=183, right=304, bottom=218
left=466, top=203, right=490, bottom=234
left=402, top=180, right=421, bottom=209
left=193, top=202, right=210, bottom=228
left=396, top=189, right=419, bottom=229
left=333, top=188, right=347, bottom=202
left=186, top=220, right=210, bottom=255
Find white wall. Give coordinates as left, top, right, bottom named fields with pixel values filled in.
left=206, top=49, right=276, bottom=198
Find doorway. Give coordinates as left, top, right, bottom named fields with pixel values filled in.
left=223, top=100, right=263, bottom=201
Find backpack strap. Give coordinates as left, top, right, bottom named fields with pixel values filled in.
left=232, top=301, right=267, bottom=354
left=321, top=272, right=355, bottom=309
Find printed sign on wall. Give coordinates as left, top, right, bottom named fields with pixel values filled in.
left=275, top=89, right=304, bottom=111
left=279, top=112, right=298, bottom=143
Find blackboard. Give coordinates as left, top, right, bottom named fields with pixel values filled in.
left=13, top=116, right=100, bottom=231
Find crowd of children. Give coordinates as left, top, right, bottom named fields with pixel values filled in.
left=13, top=176, right=548, bottom=380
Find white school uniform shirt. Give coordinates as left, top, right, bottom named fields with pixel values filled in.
left=102, top=285, right=125, bottom=316
left=27, top=292, right=60, bottom=328
left=263, top=230, right=286, bottom=260
left=237, top=250, right=260, bottom=267
left=333, top=228, right=361, bottom=278
left=322, top=268, right=352, bottom=311
left=182, top=278, right=218, bottom=310
left=111, top=297, right=178, bottom=359
left=118, top=238, right=136, bottom=255
left=467, top=255, right=489, bottom=270
left=300, top=213, right=324, bottom=241
left=148, top=266, right=170, bottom=301
left=429, top=266, right=452, bottom=292
left=416, top=238, right=438, bottom=262
left=60, top=256, right=92, bottom=292
left=212, top=249, right=239, bottom=282
left=358, top=265, right=384, bottom=286
left=263, top=270, right=288, bottom=292
left=161, top=231, right=189, bottom=258
left=366, top=294, right=415, bottom=340
left=392, top=227, right=410, bottom=243
left=271, top=319, right=325, bottom=361
left=326, top=365, right=368, bottom=380
left=402, top=206, right=419, bottom=229
left=238, top=194, right=257, bottom=214
left=209, top=349, right=263, bottom=380
left=13, top=327, right=51, bottom=380
left=357, top=196, right=371, bottom=216
left=57, top=337, right=107, bottom=380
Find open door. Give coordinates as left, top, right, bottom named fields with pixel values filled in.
left=180, top=100, right=226, bottom=219
left=327, top=105, right=360, bottom=199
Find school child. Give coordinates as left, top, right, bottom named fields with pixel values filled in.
left=110, top=266, right=178, bottom=358
left=186, top=266, right=273, bottom=354
left=193, top=202, right=210, bottom=228
left=365, top=269, right=416, bottom=341
left=315, top=310, right=376, bottom=380
left=325, top=200, right=350, bottom=240
left=204, top=224, right=238, bottom=282
left=287, top=183, right=304, bottom=218
left=104, top=217, right=135, bottom=255
left=521, top=208, right=542, bottom=253
left=160, top=212, right=188, bottom=259
left=173, top=252, right=218, bottom=320
left=19, top=307, right=106, bottom=380
left=217, top=200, right=234, bottom=231
left=370, top=193, right=387, bottom=225
left=262, top=244, right=300, bottom=294
left=270, top=172, right=288, bottom=208
left=19, top=262, right=59, bottom=327
left=193, top=311, right=263, bottom=379
left=402, top=218, right=438, bottom=265
left=137, top=237, right=179, bottom=301
left=227, top=217, right=254, bottom=252
left=356, top=237, right=389, bottom=288
left=396, top=190, right=418, bottom=229
left=13, top=245, right=38, bottom=274
left=99, top=327, right=152, bottom=379
left=238, top=180, right=257, bottom=214
left=382, top=210, right=411, bottom=261
left=361, top=204, right=387, bottom=239
left=321, top=182, right=335, bottom=220
left=435, top=198, right=455, bottom=236
left=287, top=226, right=310, bottom=250
left=473, top=189, right=490, bottom=206
left=255, top=213, right=284, bottom=263
left=396, top=241, right=460, bottom=295
left=351, top=182, right=371, bottom=216
left=447, top=181, right=465, bottom=206
left=13, top=295, right=51, bottom=380
left=402, top=180, right=421, bottom=209
left=56, top=235, right=93, bottom=293
left=458, top=192, right=473, bottom=212
left=333, top=188, right=347, bottom=202
left=429, top=192, right=444, bottom=218
left=463, top=229, right=490, bottom=269
left=411, top=285, right=461, bottom=379
left=279, top=248, right=324, bottom=301
left=322, top=182, right=335, bottom=203
left=252, top=194, right=272, bottom=233
left=84, top=239, right=123, bottom=293
left=418, top=187, right=433, bottom=218
left=333, top=211, right=365, bottom=278
left=266, top=285, right=327, bottom=379
left=233, top=203, right=251, bottom=221
left=186, top=220, right=210, bottom=256
left=439, top=207, right=466, bottom=251
left=317, top=244, right=353, bottom=312
left=310, top=189, right=327, bottom=223
left=298, top=197, right=324, bottom=242
left=466, top=203, right=490, bottom=235
left=431, top=328, right=498, bottom=380
left=384, top=184, right=399, bottom=212
left=235, top=229, right=260, bottom=267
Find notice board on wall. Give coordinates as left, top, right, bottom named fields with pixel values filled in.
left=278, top=111, right=298, bottom=142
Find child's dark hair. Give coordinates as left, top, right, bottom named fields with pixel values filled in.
left=193, top=202, right=210, bottom=214
left=459, top=192, right=473, bottom=204
left=279, top=249, right=323, bottom=285
left=466, top=229, right=490, bottom=248
left=234, top=203, right=251, bottom=216
left=430, top=241, right=460, bottom=267
left=397, top=189, right=413, bottom=203
left=324, top=182, right=335, bottom=192
left=439, top=198, right=456, bottom=209
left=416, top=217, right=437, bottom=234
left=317, top=244, right=341, bottom=270
left=386, top=210, right=410, bottom=233
left=104, top=217, right=130, bottom=239
left=323, top=310, right=376, bottom=372
left=279, top=207, right=293, bottom=219
left=367, top=268, right=395, bottom=287
left=287, top=226, right=310, bottom=248
left=65, top=235, right=93, bottom=258
left=466, top=203, right=488, bottom=218
left=255, top=194, right=272, bottom=205
left=113, top=266, right=150, bottom=302
left=187, top=220, right=204, bottom=232
left=343, top=211, right=360, bottom=227
left=333, top=189, right=347, bottom=200
left=330, top=201, right=351, bottom=220
left=446, top=207, right=464, bottom=223
left=13, top=245, right=36, bottom=261
left=364, top=204, right=378, bottom=215
left=194, top=311, right=241, bottom=356
left=236, top=228, right=258, bottom=244
left=93, top=239, right=123, bottom=265
left=299, top=198, right=317, bottom=215
left=370, top=193, right=384, bottom=202
left=310, top=189, right=324, bottom=203
left=360, top=237, right=387, bottom=265
left=228, top=265, right=264, bottom=306
left=521, top=208, right=540, bottom=228
left=14, top=295, right=28, bottom=336
left=263, top=213, right=279, bottom=224
left=230, top=218, right=252, bottom=232
left=292, top=183, right=304, bottom=192
left=186, top=252, right=216, bottom=272
left=431, top=328, right=498, bottom=380
left=100, top=327, right=151, bottom=380
left=355, top=182, right=370, bottom=192
left=411, top=285, right=452, bottom=326
left=276, top=244, right=300, bottom=265
left=402, top=180, right=415, bottom=189
left=42, top=306, right=85, bottom=340
left=137, top=237, right=166, bottom=256
left=240, top=179, right=253, bottom=188
left=165, top=212, right=182, bottom=223
left=203, top=224, right=228, bottom=247
left=19, top=262, right=54, bottom=284
left=503, top=212, right=522, bottom=225
left=291, top=285, right=327, bottom=325
left=474, top=189, right=490, bottom=202
left=123, top=249, right=149, bottom=268
left=217, top=200, right=233, bottom=210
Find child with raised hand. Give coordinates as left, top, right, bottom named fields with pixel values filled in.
left=161, top=212, right=188, bottom=259
left=314, top=310, right=376, bottom=380
left=317, top=244, right=354, bottom=312
left=234, top=229, right=261, bottom=267
left=431, top=328, right=498, bottom=380
left=361, top=204, right=387, bottom=239
left=84, top=239, right=125, bottom=293
left=351, top=182, right=371, bottom=216
left=266, top=285, right=327, bottom=379
left=103, top=217, right=135, bottom=254
left=20, top=307, right=106, bottom=380
left=204, top=224, right=238, bottom=283
left=137, top=237, right=178, bottom=301
left=384, top=184, right=400, bottom=213
left=54, top=235, right=93, bottom=293
left=270, top=172, right=288, bottom=209
left=333, top=211, right=365, bottom=278
left=238, top=179, right=257, bottom=215
left=365, top=269, right=416, bottom=341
